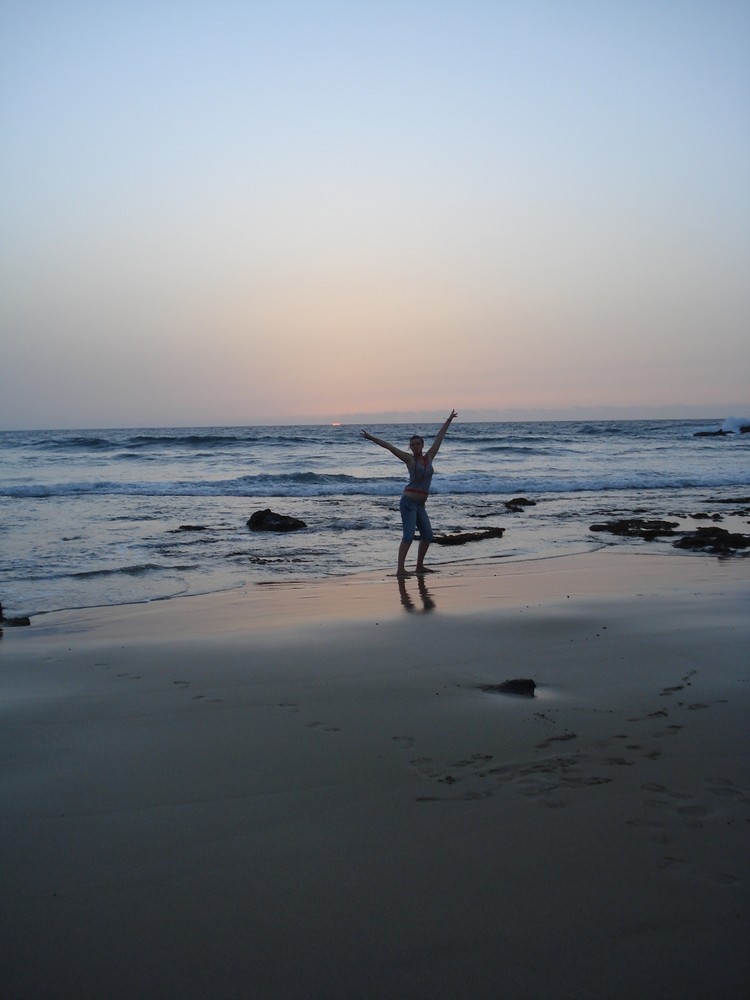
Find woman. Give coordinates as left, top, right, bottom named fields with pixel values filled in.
left=361, top=410, right=458, bottom=576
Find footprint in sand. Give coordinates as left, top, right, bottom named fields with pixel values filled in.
left=706, top=778, right=750, bottom=804
left=641, top=782, right=692, bottom=800
left=439, top=753, right=494, bottom=771
left=535, top=732, right=578, bottom=750
left=659, top=685, right=685, bottom=696
left=416, top=790, right=492, bottom=803
left=307, top=721, right=342, bottom=733
left=627, top=709, right=667, bottom=722
left=414, top=747, right=624, bottom=806
left=276, top=703, right=340, bottom=731
left=631, top=773, right=750, bottom=879
left=653, top=724, right=683, bottom=739
left=657, top=855, right=689, bottom=871
left=677, top=804, right=709, bottom=828
left=392, top=735, right=415, bottom=750
left=626, top=818, right=673, bottom=847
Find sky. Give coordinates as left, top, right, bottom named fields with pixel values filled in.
left=1, top=0, right=749, bottom=429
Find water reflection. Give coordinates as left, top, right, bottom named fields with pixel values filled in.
left=397, top=574, right=436, bottom=613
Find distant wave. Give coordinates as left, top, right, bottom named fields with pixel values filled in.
left=24, top=430, right=335, bottom=453
left=36, top=435, right=116, bottom=450
left=576, top=423, right=633, bottom=435
left=478, top=445, right=555, bottom=455
left=34, top=432, right=250, bottom=452
left=3, top=467, right=748, bottom=500
left=128, top=433, right=247, bottom=448
left=5, top=420, right=732, bottom=457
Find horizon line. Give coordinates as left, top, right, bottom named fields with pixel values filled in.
left=2, top=405, right=748, bottom=433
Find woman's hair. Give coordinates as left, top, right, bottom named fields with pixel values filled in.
left=409, top=435, right=424, bottom=445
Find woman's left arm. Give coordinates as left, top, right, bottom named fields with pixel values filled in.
left=427, top=410, right=458, bottom=460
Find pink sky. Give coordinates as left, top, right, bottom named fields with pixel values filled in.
left=2, top=1, right=748, bottom=429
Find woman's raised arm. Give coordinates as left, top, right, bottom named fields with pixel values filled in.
left=361, top=429, right=411, bottom=463
left=426, top=410, right=458, bottom=460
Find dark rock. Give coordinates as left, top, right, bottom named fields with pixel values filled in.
left=171, top=525, right=208, bottom=532
left=247, top=509, right=307, bottom=532
left=695, top=424, right=750, bottom=436
left=434, top=526, right=505, bottom=546
left=479, top=678, right=536, bottom=697
left=589, top=518, right=679, bottom=540
left=673, top=527, right=750, bottom=554
left=505, top=497, right=536, bottom=511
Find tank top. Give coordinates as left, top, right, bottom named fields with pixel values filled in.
left=405, top=456, right=433, bottom=495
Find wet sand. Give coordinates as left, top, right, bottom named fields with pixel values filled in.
left=1, top=551, right=748, bottom=999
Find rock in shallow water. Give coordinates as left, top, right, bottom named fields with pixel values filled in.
left=589, top=518, right=680, bottom=539
left=247, top=509, right=307, bottom=532
left=673, top=526, right=750, bottom=554
left=434, top=526, right=505, bottom=545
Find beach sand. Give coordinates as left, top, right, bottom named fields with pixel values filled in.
left=1, top=551, right=748, bottom=999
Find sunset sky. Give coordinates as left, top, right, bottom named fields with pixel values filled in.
left=2, top=0, right=749, bottom=429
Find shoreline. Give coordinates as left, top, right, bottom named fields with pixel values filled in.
left=1, top=549, right=748, bottom=999
left=10, top=545, right=748, bottom=639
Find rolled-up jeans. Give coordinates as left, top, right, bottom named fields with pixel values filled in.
left=400, top=493, right=433, bottom=543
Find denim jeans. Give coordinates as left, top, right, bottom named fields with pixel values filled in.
left=399, top=493, right=433, bottom=543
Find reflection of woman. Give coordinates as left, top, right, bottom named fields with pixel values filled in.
left=361, top=410, right=458, bottom=577
left=398, top=575, right=436, bottom=613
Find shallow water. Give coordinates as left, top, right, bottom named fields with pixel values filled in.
left=1, top=419, right=748, bottom=614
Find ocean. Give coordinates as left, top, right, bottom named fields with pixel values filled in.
left=1, top=418, right=748, bottom=616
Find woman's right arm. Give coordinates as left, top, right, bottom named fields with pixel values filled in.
left=361, top=430, right=410, bottom=463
